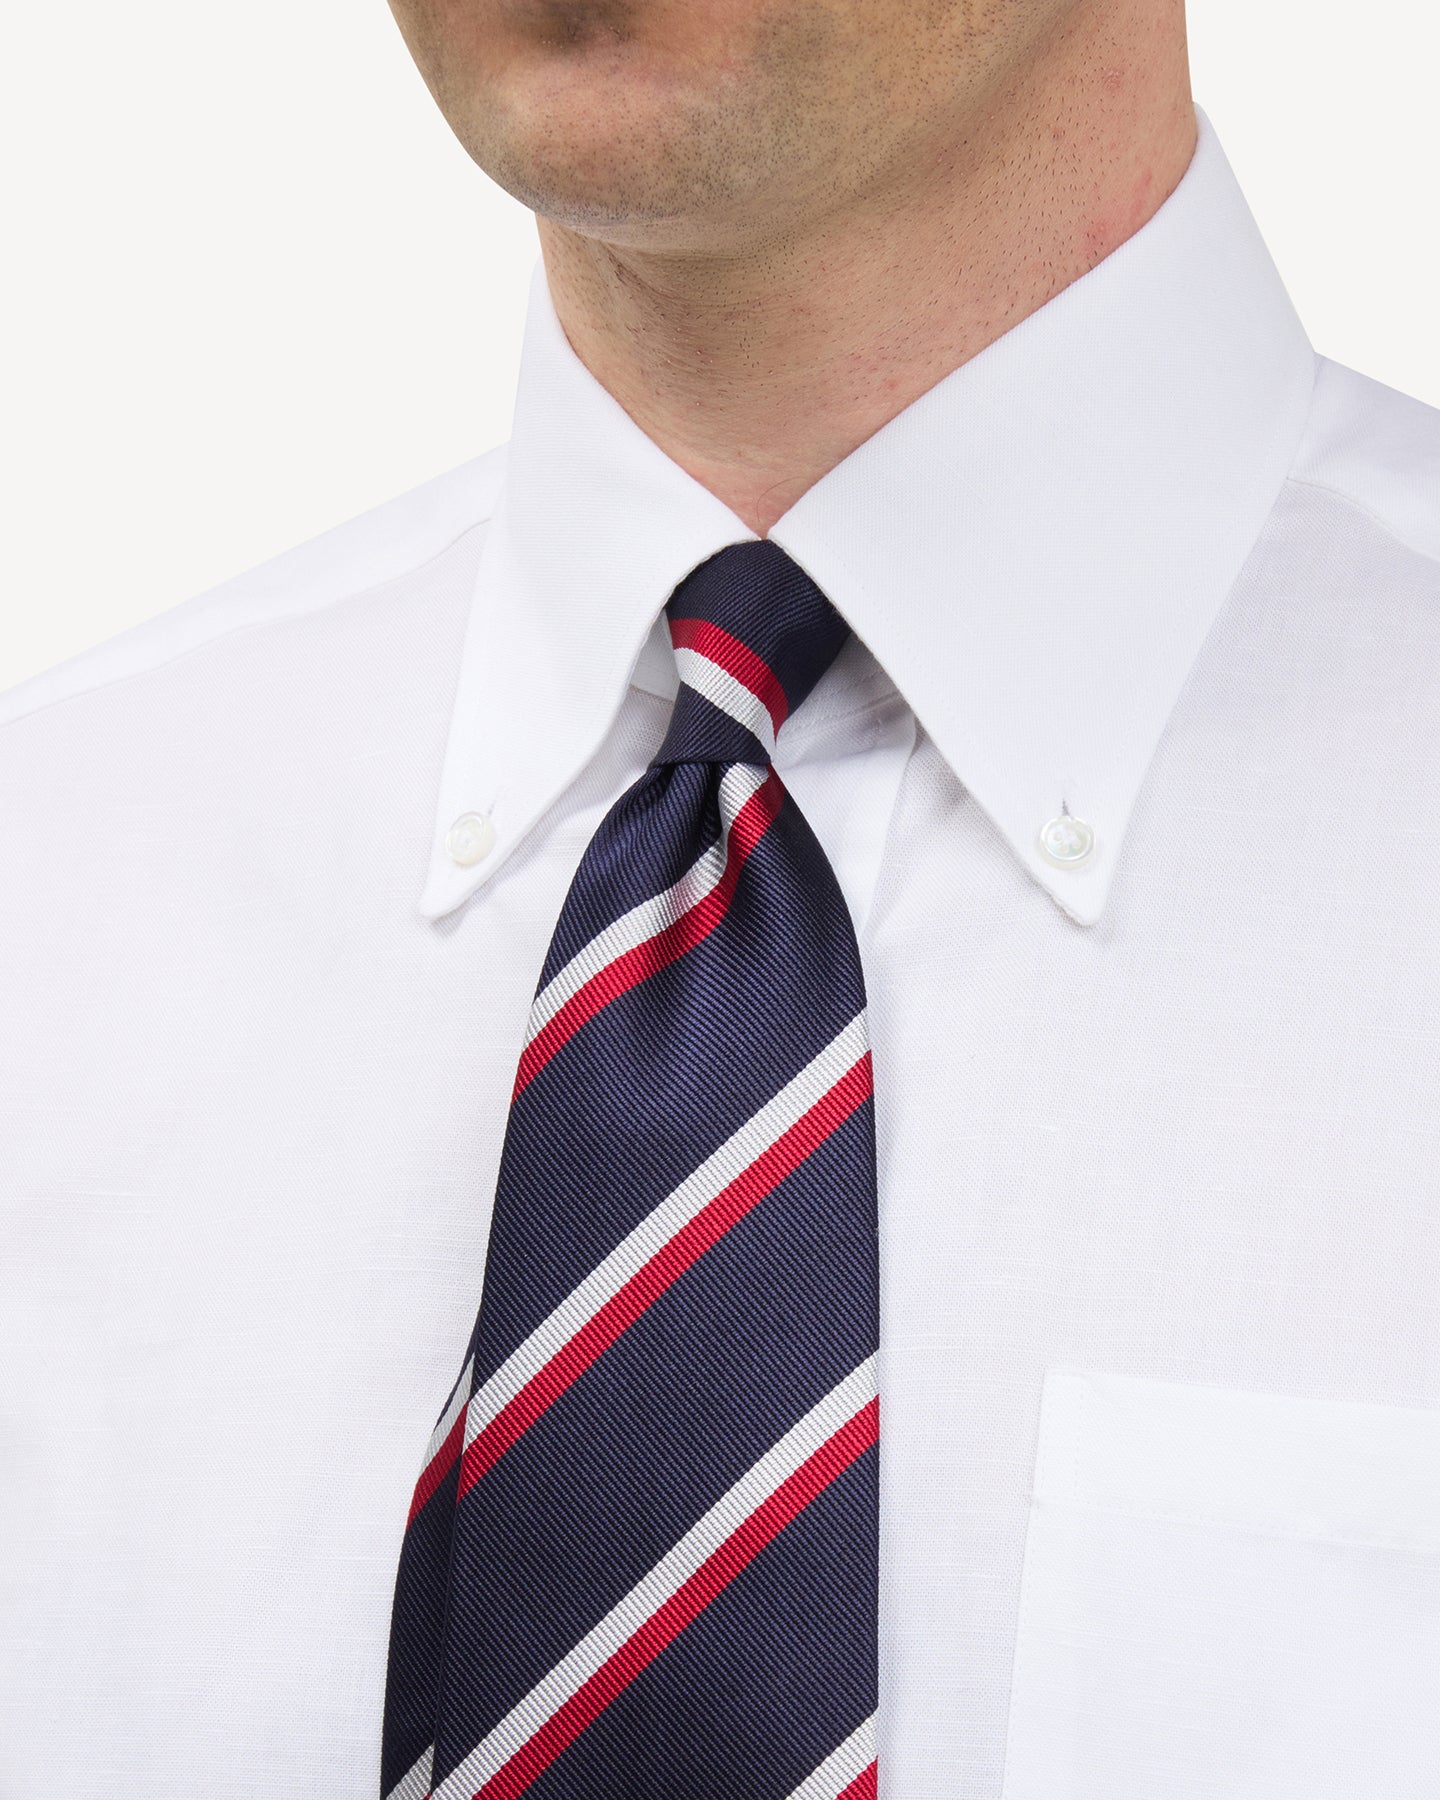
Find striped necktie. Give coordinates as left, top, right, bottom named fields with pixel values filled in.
left=382, top=539, right=881, bottom=1800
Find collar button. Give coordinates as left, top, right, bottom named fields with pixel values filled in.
left=1038, top=814, right=1096, bottom=869
left=446, top=811, right=496, bottom=867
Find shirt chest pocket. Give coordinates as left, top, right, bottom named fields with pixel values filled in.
left=1000, top=1370, right=1440, bottom=1799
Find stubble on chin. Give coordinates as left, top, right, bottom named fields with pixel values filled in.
left=422, top=0, right=850, bottom=243
left=496, top=0, right=639, bottom=49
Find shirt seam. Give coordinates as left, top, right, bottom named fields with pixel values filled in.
left=1283, top=472, right=1440, bottom=574
left=1029, top=1492, right=1440, bottom=1558
left=624, top=671, right=910, bottom=752
left=774, top=686, right=913, bottom=756
left=0, top=514, right=495, bottom=739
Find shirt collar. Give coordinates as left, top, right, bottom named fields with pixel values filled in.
left=421, top=109, right=1315, bottom=926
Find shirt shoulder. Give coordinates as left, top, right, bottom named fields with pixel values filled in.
left=0, top=443, right=508, bottom=735
left=1289, top=358, right=1440, bottom=568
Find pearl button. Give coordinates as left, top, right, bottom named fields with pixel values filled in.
left=1037, top=813, right=1096, bottom=869
left=446, top=811, right=496, bottom=867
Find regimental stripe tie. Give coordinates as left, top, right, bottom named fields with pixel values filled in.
left=514, top=764, right=781, bottom=1096
left=467, top=1017, right=870, bottom=1495
left=402, top=1017, right=871, bottom=1512
left=789, top=1717, right=879, bottom=1800
left=431, top=1363, right=878, bottom=1800
left=668, top=616, right=790, bottom=757
left=381, top=539, right=881, bottom=1800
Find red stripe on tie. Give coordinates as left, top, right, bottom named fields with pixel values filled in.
left=669, top=616, right=790, bottom=735
left=512, top=770, right=785, bottom=1099
left=459, top=1052, right=873, bottom=1498
left=406, top=1405, right=467, bottom=1526
left=838, top=1764, right=878, bottom=1800
left=471, top=1397, right=881, bottom=1800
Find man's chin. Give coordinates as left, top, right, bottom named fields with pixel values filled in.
left=462, top=73, right=762, bottom=242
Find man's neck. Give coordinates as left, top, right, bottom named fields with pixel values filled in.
left=537, top=0, right=1195, bottom=538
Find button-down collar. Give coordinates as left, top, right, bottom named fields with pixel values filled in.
left=421, top=110, right=1316, bottom=926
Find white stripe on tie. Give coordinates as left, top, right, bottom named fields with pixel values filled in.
left=673, top=646, right=778, bottom=757
left=788, top=1714, right=878, bottom=1798
left=523, top=763, right=769, bottom=1045
left=424, top=1355, right=474, bottom=1465
left=384, top=1742, right=433, bottom=1800
left=462, top=1012, right=870, bottom=1456
left=432, top=1357, right=879, bottom=1800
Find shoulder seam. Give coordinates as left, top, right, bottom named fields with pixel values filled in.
left=0, top=518, right=489, bottom=736
left=1283, top=472, right=1440, bottom=574
left=0, top=456, right=504, bottom=735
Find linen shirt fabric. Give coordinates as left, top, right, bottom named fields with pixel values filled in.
left=3, top=110, right=1440, bottom=1798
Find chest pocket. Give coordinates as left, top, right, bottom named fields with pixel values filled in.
left=1000, top=1369, right=1440, bottom=1799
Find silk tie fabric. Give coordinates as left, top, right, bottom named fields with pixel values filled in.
left=381, top=540, right=881, bottom=1800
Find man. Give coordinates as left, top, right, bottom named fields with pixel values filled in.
left=2, top=0, right=1437, bottom=1793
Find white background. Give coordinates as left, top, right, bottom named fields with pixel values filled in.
left=2, top=0, right=1436, bottom=693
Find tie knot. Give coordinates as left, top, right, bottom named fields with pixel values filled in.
left=653, top=540, right=851, bottom=766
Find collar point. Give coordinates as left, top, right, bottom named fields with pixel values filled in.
left=1014, top=843, right=1116, bottom=927
left=418, top=863, right=486, bottom=922
left=1031, top=866, right=1112, bottom=927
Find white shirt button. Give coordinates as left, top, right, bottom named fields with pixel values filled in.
left=1037, top=813, right=1096, bottom=868
left=445, top=811, right=496, bottom=867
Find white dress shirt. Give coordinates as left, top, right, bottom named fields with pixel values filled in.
left=4, top=110, right=1440, bottom=1798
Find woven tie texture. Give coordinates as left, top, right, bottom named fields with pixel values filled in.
left=381, top=538, right=881, bottom=1800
